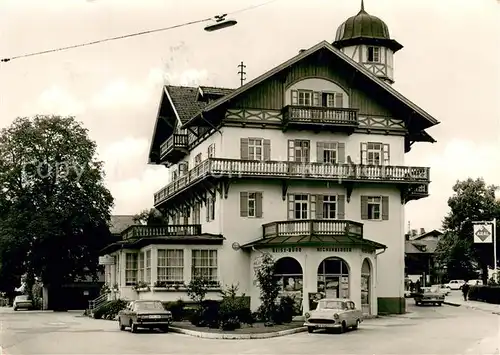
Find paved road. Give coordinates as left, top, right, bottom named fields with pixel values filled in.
left=1, top=304, right=498, bottom=355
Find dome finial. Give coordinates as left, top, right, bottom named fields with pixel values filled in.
left=360, top=0, right=365, bottom=11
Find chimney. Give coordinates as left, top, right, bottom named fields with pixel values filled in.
left=420, top=228, right=426, bottom=235
left=299, top=49, right=306, bottom=54
left=411, top=229, right=417, bottom=238
left=405, top=233, right=410, bottom=241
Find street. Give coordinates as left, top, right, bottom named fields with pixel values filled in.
left=1, top=302, right=499, bottom=355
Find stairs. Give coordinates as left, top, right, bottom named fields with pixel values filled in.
left=88, top=292, right=110, bottom=317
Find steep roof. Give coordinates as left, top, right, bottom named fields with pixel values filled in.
left=182, top=40, right=440, bottom=131
left=405, top=239, right=438, bottom=254
left=109, top=215, right=136, bottom=235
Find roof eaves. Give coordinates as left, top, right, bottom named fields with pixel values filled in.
left=182, top=40, right=439, bottom=130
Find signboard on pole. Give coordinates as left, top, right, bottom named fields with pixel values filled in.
left=473, top=223, right=493, bottom=243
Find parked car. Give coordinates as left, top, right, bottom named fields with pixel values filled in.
left=444, top=280, right=466, bottom=290
left=304, top=298, right=362, bottom=333
left=467, top=279, right=483, bottom=286
left=431, top=284, right=450, bottom=296
left=13, top=295, right=33, bottom=311
left=118, top=300, right=172, bottom=333
left=414, top=285, right=445, bottom=306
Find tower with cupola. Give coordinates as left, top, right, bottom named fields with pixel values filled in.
left=333, top=0, right=402, bottom=84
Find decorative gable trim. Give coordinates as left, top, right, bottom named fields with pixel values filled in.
left=181, top=40, right=439, bottom=131
left=164, top=86, right=183, bottom=129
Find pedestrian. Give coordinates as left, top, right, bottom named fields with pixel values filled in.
left=415, top=280, right=421, bottom=293
left=462, top=281, right=470, bottom=301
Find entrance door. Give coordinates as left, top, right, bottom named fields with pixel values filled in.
left=361, top=259, right=371, bottom=316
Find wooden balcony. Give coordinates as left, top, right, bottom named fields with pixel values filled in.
left=159, top=134, right=188, bottom=164
left=282, top=105, right=358, bottom=131
left=121, top=224, right=202, bottom=240
left=407, top=184, right=429, bottom=201
left=153, top=158, right=430, bottom=207
left=263, top=220, right=363, bottom=239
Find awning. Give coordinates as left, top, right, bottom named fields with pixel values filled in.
left=100, top=234, right=224, bottom=255
left=241, top=234, right=386, bottom=251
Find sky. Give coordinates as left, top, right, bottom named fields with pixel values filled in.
left=0, top=0, right=498, bottom=232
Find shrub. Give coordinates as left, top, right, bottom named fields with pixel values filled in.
left=275, top=295, right=295, bottom=324
left=218, top=284, right=252, bottom=330
left=201, top=300, right=220, bottom=328
left=468, top=285, right=500, bottom=304
left=255, top=253, right=280, bottom=325
left=162, top=300, right=185, bottom=321
left=93, top=299, right=127, bottom=320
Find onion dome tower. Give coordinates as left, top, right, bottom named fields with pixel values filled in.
left=332, top=0, right=403, bottom=84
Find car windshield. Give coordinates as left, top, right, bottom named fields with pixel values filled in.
left=16, top=295, right=29, bottom=301
left=134, top=301, right=164, bottom=311
left=318, top=300, right=344, bottom=310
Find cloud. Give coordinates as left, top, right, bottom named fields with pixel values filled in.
left=23, top=86, right=86, bottom=116
left=91, top=79, right=151, bottom=109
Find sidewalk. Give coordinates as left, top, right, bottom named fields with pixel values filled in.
left=444, top=293, right=500, bottom=315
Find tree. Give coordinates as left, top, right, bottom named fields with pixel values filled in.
left=133, top=208, right=168, bottom=225
left=0, top=115, right=114, bottom=295
left=436, top=178, right=500, bottom=282
left=255, top=253, right=280, bottom=325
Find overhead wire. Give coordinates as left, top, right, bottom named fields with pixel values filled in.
left=0, top=0, right=280, bottom=63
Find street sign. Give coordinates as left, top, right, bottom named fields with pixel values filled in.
left=473, top=223, right=493, bottom=243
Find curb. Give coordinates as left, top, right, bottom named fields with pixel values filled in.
left=169, top=326, right=307, bottom=339
left=444, top=301, right=500, bottom=315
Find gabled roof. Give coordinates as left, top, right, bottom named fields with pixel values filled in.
left=165, top=86, right=209, bottom=124
left=405, top=239, right=438, bottom=254
left=109, top=215, right=136, bottom=235
left=182, top=40, right=440, bottom=131
left=412, top=229, right=443, bottom=241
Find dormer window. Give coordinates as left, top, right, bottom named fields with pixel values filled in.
left=367, top=46, right=380, bottom=63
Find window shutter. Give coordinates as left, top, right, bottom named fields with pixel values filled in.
left=361, top=196, right=369, bottom=220
left=335, top=93, right=343, bottom=108
left=263, top=139, right=271, bottom=161
left=337, top=195, right=345, bottom=219
left=360, top=142, right=368, bottom=164
left=206, top=198, right=211, bottom=222
left=255, top=192, right=263, bottom=218
left=310, top=194, right=316, bottom=219
left=382, top=196, right=389, bottom=220
left=316, top=142, right=324, bottom=163
left=316, top=195, right=324, bottom=220
left=287, top=140, right=295, bottom=162
left=337, top=142, right=345, bottom=164
left=382, top=144, right=390, bottom=165
left=240, top=138, right=249, bottom=160
left=240, top=192, right=249, bottom=217
left=313, top=91, right=321, bottom=106
left=291, top=90, right=298, bottom=105
left=184, top=161, right=189, bottom=174
left=287, top=194, right=295, bottom=220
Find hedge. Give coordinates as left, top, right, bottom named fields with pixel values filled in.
left=467, top=285, right=500, bottom=304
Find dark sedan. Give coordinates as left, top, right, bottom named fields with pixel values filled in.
left=118, top=300, right=172, bottom=333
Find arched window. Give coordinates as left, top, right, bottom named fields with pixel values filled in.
left=317, top=257, right=350, bottom=299
left=274, top=257, right=303, bottom=314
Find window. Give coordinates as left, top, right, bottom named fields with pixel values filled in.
left=206, top=197, right=215, bottom=222
left=248, top=138, right=263, bottom=160
left=367, top=197, right=381, bottom=220
left=361, top=196, right=389, bottom=221
left=145, top=250, right=151, bottom=285
left=294, top=194, right=309, bottom=219
left=288, top=140, right=310, bottom=163
left=297, top=90, right=312, bottom=106
left=125, top=253, right=138, bottom=286
left=178, top=162, right=188, bottom=175
left=191, top=250, right=218, bottom=282
left=171, top=170, right=178, bottom=182
left=361, top=142, right=390, bottom=165
left=192, top=203, right=200, bottom=224
left=323, top=195, right=337, bottom=219
left=194, top=153, right=202, bottom=166
left=240, top=192, right=263, bottom=218
left=322, top=142, right=337, bottom=164
left=138, top=252, right=144, bottom=282
left=157, top=249, right=184, bottom=282
left=367, top=46, right=380, bottom=62
left=208, top=144, right=215, bottom=158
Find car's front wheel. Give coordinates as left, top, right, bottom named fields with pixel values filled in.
left=130, top=321, right=138, bottom=333
left=307, top=326, right=314, bottom=333
left=353, top=319, right=360, bottom=330
left=340, top=321, right=347, bottom=333
left=118, top=319, right=125, bottom=331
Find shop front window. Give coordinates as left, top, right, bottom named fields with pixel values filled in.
left=274, top=257, right=303, bottom=314
left=317, top=257, right=350, bottom=299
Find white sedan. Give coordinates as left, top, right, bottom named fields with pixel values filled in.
left=304, top=298, right=362, bottom=333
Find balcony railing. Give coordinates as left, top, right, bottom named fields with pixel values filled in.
left=121, top=225, right=202, bottom=240
left=263, top=220, right=363, bottom=239
left=159, top=134, right=188, bottom=159
left=282, top=105, right=358, bottom=126
left=154, top=158, right=430, bottom=206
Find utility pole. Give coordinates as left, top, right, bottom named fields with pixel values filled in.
left=237, top=61, right=246, bottom=87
